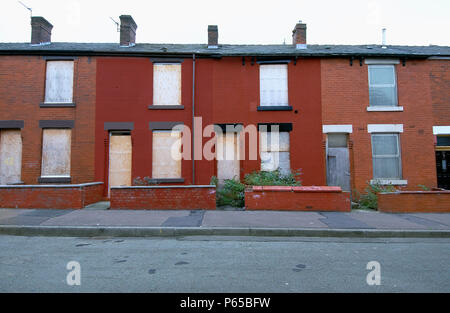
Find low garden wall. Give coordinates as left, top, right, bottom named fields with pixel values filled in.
left=245, top=186, right=351, bottom=211
left=0, top=182, right=104, bottom=209
left=378, top=191, right=450, bottom=213
left=110, top=185, right=216, bottom=210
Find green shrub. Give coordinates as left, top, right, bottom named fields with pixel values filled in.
left=243, top=169, right=302, bottom=186
left=215, top=178, right=245, bottom=207
left=356, top=182, right=396, bottom=210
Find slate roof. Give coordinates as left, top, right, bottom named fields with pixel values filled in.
left=0, top=42, right=449, bottom=58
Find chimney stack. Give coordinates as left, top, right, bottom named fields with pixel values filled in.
left=292, top=20, right=307, bottom=49
left=119, top=15, right=137, bottom=47
left=31, top=16, right=53, bottom=45
left=208, top=25, right=218, bottom=48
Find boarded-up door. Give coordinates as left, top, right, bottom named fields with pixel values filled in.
left=326, top=134, right=350, bottom=191
left=109, top=134, right=132, bottom=191
left=217, top=132, right=240, bottom=184
left=0, top=130, right=22, bottom=184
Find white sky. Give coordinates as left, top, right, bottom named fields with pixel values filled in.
left=1, top=0, right=449, bottom=46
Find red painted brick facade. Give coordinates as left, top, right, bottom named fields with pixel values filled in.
left=321, top=58, right=438, bottom=194
left=378, top=191, right=450, bottom=212
left=245, top=186, right=351, bottom=211
left=0, top=183, right=103, bottom=209
left=110, top=186, right=216, bottom=210
left=0, top=55, right=96, bottom=184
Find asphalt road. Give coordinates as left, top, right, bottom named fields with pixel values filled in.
left=0, top=235, right=449, bottom=293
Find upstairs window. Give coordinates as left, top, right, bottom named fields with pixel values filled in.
left=368, top=65, right=397, bottom=107
left=153, top=63, right=182, bottom=106
left=259, top=64, right=288, bottom=107
left=44, top=61, right=74, bottom=103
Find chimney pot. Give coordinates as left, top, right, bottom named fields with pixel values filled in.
left=31, top=16, right=53, bottom=45
left=119, top=15, right=138, bottom=47
left=292, top=21, right=307, bottom=49
left=208, top=25, right=218, bottom=48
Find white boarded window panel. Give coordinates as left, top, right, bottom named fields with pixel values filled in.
left=45, top=61, right=74, bottom=103
left=259, top=64, right=288, bottom=106
left=371, top=133, right=401, bottom=179
left=0, top=130, right=22, bottom=184
left=109, top=135, right=132, bottom=187
left=41, top=129, right=71, bottom=177
left=368, top=65, right=397, bottom=107
left=153, top=64, right=181, bottom=106
left=216, top=132, right=240, bottom=182
left=259, top=131, right=290, bottom=175
left=152, top=131, right=181, bottom=178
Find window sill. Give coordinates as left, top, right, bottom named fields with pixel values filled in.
left=40, top=102, right=76, bottom=108
left=38, top=176, right=72, bottom=184
left=370, top=179, right=407, bottom=186
left=147, top=178, right=185, bottom=184
left=148, top=105, right=184, bottom=110
left=367, top=106, right=403, bottom=112
left=257, top=106, right=292, bottom=111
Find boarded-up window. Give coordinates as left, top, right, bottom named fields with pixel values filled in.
left=368, top=65, right=397, bottom=107
left=260, top=131, right=290, bottom=175
left=0, top=130, right=22, bottom=184
left=153, top=63, right=182, bottom=106
left=259, top=64, right=288, bottom=106
left=109, top=134, right=132, bottom=188
left=44, top=61, right=74, bottom=103
left=216, top=132, right=240, bottom=182
left=371, top=133, right=401, bottom=179
left=152, top=131, right=182, bottom=178
left=41, top=129, right=71, bottom=177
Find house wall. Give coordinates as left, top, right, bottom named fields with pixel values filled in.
left=0, top=55, right=96, bottom=184
left=95, top=56, right=325, bottom=196
left=321, top=58, right=437, bottom=194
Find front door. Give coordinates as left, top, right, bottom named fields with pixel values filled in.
left=0, top=130, right=22, bottom=185
left=326, top=134, right=350, bottom=192
left=216, top=132, right=240, bottom=185
left=108, top=133, right=132, bottom=195
left=436, top=150, right=450, bottom=190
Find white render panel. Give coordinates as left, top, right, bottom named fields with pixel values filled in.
left=433, top=126, right=450, bottom=135
left=44, top=61, right=74, bottom=103
left=322, top=125, right=353, bottom=133
left=153, top=63, right=182, bottom=106
left=368, top=124, right=403, bottom=133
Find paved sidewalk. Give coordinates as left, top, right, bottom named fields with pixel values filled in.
left=0, top=205, right=450, bottom=238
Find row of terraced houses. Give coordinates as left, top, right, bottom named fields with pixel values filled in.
left=0, top=15, right=449, bottom=211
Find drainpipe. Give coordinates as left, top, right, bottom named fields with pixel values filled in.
left=192, top=53, right=196, bottom=185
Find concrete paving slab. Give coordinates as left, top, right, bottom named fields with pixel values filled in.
left=202, top=211, right=328, bottom=228
left=0, top=209, right=31, bottom=221
left=319, top=212, right=372, bottom=229
left=348, top=211, right=429, bottom=229
left=162, top=211, right=204, bottom=227
left=40, top=210, right=190, bottom=227
left=411, top=214, right=450, bottom=227
left=83, top=201, right=110, bottom=210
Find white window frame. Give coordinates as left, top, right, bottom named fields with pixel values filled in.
left=370, top=133, right=407, bottom=185
left=367, top=64, right=399, bottom=109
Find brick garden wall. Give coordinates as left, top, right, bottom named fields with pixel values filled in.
left=378, top=191, right=450, bottom=212
left=0, top=182, right=103, bottom=209
left=245, top=186, right=351, bottom=211
left=110, top=185, right=216, bottom=210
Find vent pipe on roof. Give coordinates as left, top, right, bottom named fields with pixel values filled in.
left=382, top=28, right=387, bottom=48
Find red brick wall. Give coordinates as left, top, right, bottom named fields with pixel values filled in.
left=430, top=59, right=450, bottom=126
left=0, top=55, right=96, bottom=184
left=245, top=186, right=351, bottom=211
left=321, top=58, right=437, bottom=193
left=378, top=191, right=450, bottom=212
left=0, top=183, right=103, bottom=209
left=110, top=186, right=216, bottom=210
